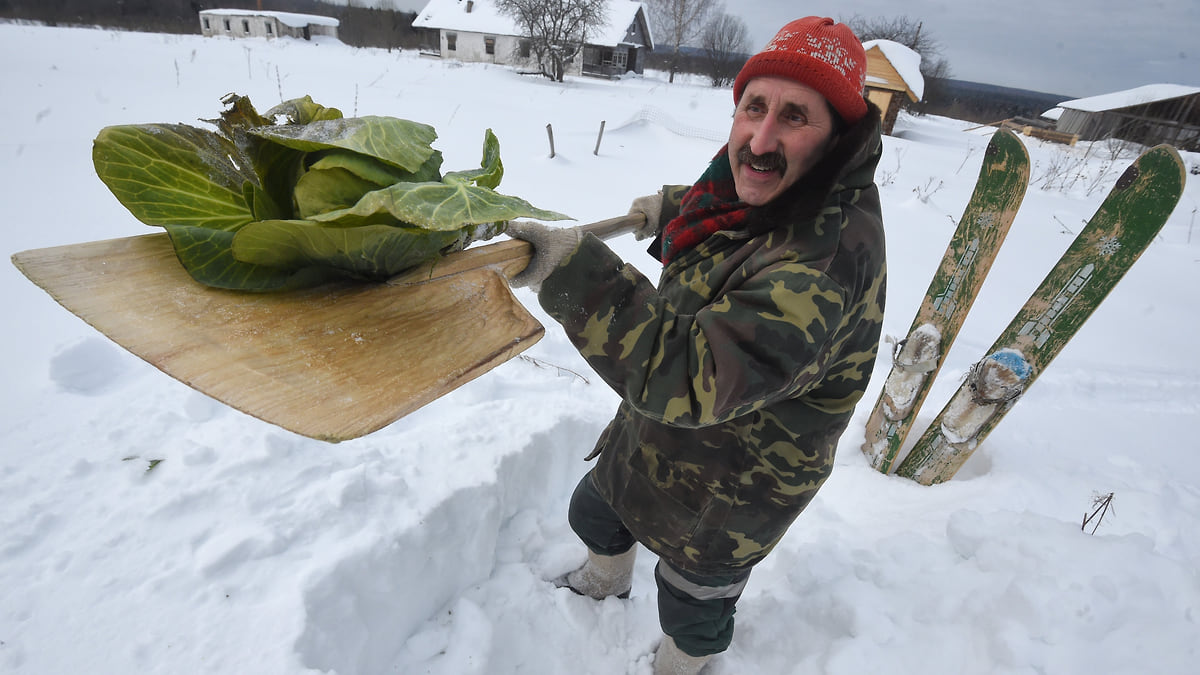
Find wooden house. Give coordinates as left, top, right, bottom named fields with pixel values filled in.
left=199, top=9, right=339, bottom=41
left=861, top=40, right=924, bottom=135
left=1049, top=84, right=1200, bottom=151
left=412, top=0, right=653, bottom=79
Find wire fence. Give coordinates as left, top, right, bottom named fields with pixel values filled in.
left=609, top=105, right=726, bottom=143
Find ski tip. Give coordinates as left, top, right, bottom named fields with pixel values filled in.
left=1150, top=144, right=1188, bottom=185
left=1115, top=143, right=1188, bottom=203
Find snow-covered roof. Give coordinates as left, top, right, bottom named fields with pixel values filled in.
left=1041, top=107, right=1064, bottom=121
left=200, top=9, right=339, bottom=28
left=1056, top=83, right=1200, bottom=112
left=413, top=0, right=650, bottom=48
left=590, top=1, right=651, bottom=48
left=862, top=39, right=924, bottom=100
left=412, top=0, right=516, bottom=35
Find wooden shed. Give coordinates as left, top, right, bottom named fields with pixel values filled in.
left=1050, top=84, right=1200, bottom=151
left=862, top=40, right=924, bottom=135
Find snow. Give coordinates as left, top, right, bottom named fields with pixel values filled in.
left=413, top=0, right=519, bottom=36
left=863, top=39, right=925, bottom=101
left=1057, top=83, right=1200, bottom=113
left=3, top=22, right=1200, bottom=675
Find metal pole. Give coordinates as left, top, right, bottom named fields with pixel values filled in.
left=546, top=123, right=555, bottom=158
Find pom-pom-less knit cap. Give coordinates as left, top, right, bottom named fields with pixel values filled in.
left=733, top=17, right=868, bottom=125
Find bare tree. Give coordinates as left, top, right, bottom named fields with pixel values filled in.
left=700, top=12, right=747, bottom=88
left=842, top=14, right=952, bottom=83
left=495, top=0, right=609, bottom=82
left=647, top=0, right=718, bottom=83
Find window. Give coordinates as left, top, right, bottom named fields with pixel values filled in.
left=223, top=19, right=231, bottom=32
left=447, top=32, right=457, bottom=51
left=202, top=18, right=210, bottom=30
left=519, top=39, right=531, bottom=58
left=265, top=22, right=273, bottom=35
left=485, top=37, right=495, bottom=55
left=242, top=20, right=250, bottom=35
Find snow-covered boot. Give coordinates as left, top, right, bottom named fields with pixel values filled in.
left=557, top=547, right=636, bottom=599
left=653, top=636, right=712, bottom=675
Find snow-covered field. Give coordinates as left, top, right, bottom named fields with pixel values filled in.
left=2, top=24, right=1198, bottom=675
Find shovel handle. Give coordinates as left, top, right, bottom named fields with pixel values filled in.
left=387, top=213, right=647, bottom=286
left=577, top=212, right=647, bottom=240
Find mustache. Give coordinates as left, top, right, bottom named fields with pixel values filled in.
left=736, top=145, right=787, bottom=173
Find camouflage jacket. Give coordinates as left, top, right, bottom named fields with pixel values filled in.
left=539, top=104, right=886, bottom=577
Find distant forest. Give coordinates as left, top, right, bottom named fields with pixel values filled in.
left=921, top=80, right=1073, bottom=124
left=1, top=0, right=1073, bottom=124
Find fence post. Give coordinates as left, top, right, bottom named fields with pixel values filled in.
left=594, top=120, right=606, bottom=156
left=546, top=123, right=556, bottom=159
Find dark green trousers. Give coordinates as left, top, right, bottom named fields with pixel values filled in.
left=567, top=471, right=751, bottom=657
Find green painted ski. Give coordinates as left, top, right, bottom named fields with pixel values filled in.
left=862, top=129, right=1029, bottom=473
left=896, top=144, right=1187, bottom=485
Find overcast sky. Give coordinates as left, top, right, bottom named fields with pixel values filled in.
left=741, top=0, right=1198, bottom=97
left=394, top=0, right=1197, bottom=98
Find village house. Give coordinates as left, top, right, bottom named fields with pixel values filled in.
left=1046, top=84, right=1200, bottom=151
left=861, top=40, right=924, bottom=136
left=198, top=8, right=339, bottom=42
left=412, top=0, right=653, bottom=79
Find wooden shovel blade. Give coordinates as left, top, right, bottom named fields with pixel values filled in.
left=12, top=233, right=543, bottom=442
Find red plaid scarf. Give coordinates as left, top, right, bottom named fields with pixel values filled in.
left=660, top=146, right=752, bottom=264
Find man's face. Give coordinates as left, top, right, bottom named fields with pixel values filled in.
left=728, top=76, right=839, bottom=206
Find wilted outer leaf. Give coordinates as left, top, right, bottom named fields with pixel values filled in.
left=231, top=220, right=463, bottom=280
left=263, top=95, right=344, bottom=125
left=93, top=124, right=256, bottom=231
left=164, top=224, right=335, bottom=291
left=311, top=181, right=570, bottom=231
left=249, top=116, right=438, bottom=173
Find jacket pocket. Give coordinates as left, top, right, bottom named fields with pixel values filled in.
left=619, top=445, right=734, bottom=559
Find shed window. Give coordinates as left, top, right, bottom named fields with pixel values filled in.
left=265, top=22, right=273, bottom=35
left=203, top=18, right=210, bottom=30
left=223, top=19, right=231, bottom=31
left=447, top=32, right=457, bottom=51
left=242, top=20, right=250, bottom=34
left=485, top=37, right=496, bottom=55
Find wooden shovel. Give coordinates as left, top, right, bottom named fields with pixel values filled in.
left=11, top=214, right=643, bottom=442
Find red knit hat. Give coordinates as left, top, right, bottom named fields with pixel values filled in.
left=733, top=17, right=868, bottom=125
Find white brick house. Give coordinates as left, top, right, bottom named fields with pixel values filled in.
left=199, top=9, right=340, bottom=42
left=413, top=0, right=653, bottom=79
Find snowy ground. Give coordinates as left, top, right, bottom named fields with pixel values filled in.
left=2, top=24, right=1198, bottom=675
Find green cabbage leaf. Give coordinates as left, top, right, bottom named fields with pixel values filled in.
left=92, top=94, right=569, bottom=291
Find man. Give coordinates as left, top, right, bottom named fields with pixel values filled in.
left=507, top=17, right=886, bottom=674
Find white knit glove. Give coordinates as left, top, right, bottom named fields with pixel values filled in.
left=627, top=192, right=662, bottom=240
left=505, top=221, right=583, bottom=291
